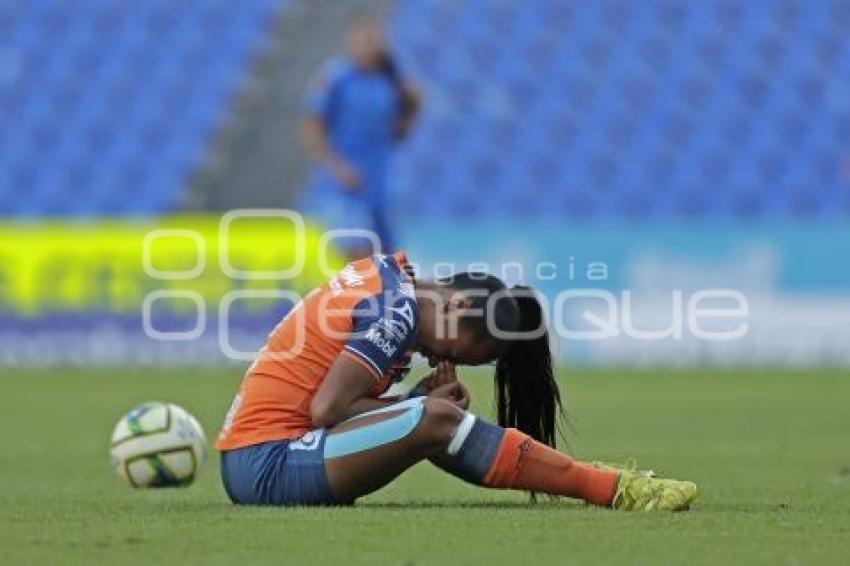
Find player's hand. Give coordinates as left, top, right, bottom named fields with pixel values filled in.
left=329, top=157, right=361, bottom=190
left=410, top=361, right=457, bottom=395
left=427, top=381, right=470, bottom=410
left=433, top=361, right=457, bottom=387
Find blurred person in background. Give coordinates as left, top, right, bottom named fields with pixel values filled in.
left=299, top=15, right=420, bottom=261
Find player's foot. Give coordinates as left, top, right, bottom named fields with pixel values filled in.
left=591, top=458, right=656, bottom=478
left=611, top=473, right=698, bottom=511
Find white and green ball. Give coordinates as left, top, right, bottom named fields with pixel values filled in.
left=110, top=402, right=207, bottom=488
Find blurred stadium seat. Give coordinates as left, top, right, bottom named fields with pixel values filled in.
left=0, top=0, right=285, bottom=216
left=4, top=0, right=847, bottom=220
left=389, top=0, right=850, bottom=219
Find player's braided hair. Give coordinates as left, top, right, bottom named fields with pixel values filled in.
left=443, top=274, right=563, bottom=448
left=494, top=285, right=562, bottom=449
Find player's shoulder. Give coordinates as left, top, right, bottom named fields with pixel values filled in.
left=322, top=256, right=383, bottom=306
left=373, top=253, right=419, bottom=329
left=346, top=258, right=419, bottom=359
left=324, top=253, right=416, bottom=308
left=368, top=250, right=410, bottom=284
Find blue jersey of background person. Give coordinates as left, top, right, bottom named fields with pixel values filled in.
left=300, top=16, right=419, bottom=259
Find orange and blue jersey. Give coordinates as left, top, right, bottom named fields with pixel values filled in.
left=215, top=251, right=418, bottom=451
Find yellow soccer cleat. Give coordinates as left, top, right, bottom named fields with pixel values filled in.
left=611, top=472, right=698, bottom=511
left=592, top=458, right=656, bottom=478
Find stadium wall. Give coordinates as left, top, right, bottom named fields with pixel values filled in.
left=403, top=221, right=850, bottom=368
left=0, top=216, right=340, bottom=367
left=2, top=219, right=849, bottom=368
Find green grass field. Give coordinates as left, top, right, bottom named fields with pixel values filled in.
left=2, top=368, right=849, bottom=565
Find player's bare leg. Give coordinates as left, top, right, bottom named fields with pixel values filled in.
left=323, top=398, right=465, bottom=502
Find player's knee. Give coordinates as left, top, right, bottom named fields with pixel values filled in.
left=418, top=398, right=464, bottom=448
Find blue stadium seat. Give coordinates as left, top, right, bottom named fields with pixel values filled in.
left=389, top=0, right=850, bottom=219
left=0, top=0, right=285, bottom=217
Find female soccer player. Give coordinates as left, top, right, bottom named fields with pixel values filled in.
left=215, top=252, right=698, bottom=510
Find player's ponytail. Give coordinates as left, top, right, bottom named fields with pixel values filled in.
left=442, top=274, right=563, bottom=447
left=494, top=286, right=562, bottom=448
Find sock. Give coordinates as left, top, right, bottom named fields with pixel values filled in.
left=482, top=428, right=619, bottom=506
left=441, top=416, right=619, bottom=507
left=440, top=415, right=506, bottom=485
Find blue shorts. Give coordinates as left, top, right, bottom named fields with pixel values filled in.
left=220, top=431, right=337, bottom=506
left=220, top=398, right=425, bottom=506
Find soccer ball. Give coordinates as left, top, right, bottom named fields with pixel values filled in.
left=110, top=401, right=207, bottom=488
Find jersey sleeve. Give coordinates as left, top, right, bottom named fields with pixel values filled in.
left=343, top=294, right=418, bottom=380
left=303, top=58, right=346, bottom=118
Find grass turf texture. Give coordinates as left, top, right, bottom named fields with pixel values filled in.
left=1, top=368, right=849, bottom=565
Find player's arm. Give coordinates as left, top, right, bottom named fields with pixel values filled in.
left=301, top=114, right=332, bottom=162
left=301, top=116, right=361, bottom=189
left=310, top=354, right=395, bottom=428
left=301, top=60, right=360, bottom=188
left=301, top=115, right=342, bottom=169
